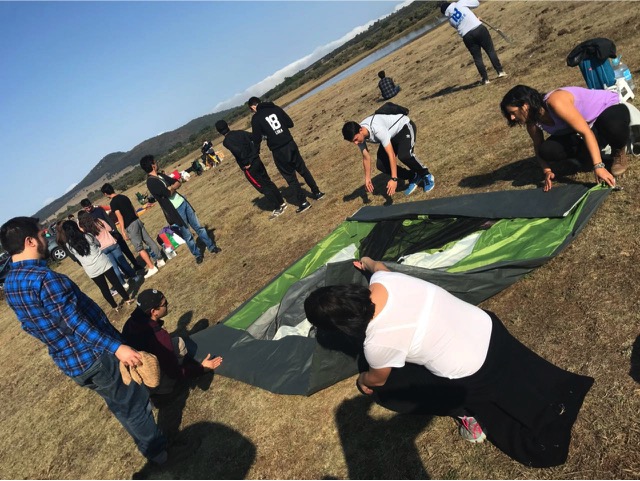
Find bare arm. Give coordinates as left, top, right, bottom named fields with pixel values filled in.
left=383, top=143, right=399, bottom=196
left=113, top=209, right=128, bottom=240
left=357, top=367, right=392, bottom=394
left=353, top=256, right=390, bottom=273
left=546, top=90, right=616, bottom=187
left=361, top=147, right=374, bottom=193
left=526, top=122, right=555, bottom=192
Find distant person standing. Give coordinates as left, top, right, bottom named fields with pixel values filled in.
left=440, top=1, right=506, bottom=85
left=80, top=198, right=141, bottom=269
left=140, top=155, right=221, bottom=265
left=215, top=119, right=287, bottom=219
left=342, top=106, right=435, bottom=196
left=101, top=183, right=164, bottom=278
left=0, top=216, right=167, bottom=464
left=248, top=96, right=324, bottom=213
left=378, top=70, right=401, bottom=100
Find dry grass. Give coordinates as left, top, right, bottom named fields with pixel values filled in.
left=2, top=2, right=640, bottom=478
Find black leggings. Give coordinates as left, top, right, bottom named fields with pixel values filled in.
left=92, top=268, right=129, bottom=308
left=538, top=103, right=631, bottom=165
left=462, top=24, right=503, bottom=81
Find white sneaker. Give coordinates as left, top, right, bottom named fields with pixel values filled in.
left=144, top=266, right=159, bottom=278
left=156, top=259, right=166, bottom=268
left=122, top=283, right=129, bottom=290
left=497, top=71, right=508, bottom=78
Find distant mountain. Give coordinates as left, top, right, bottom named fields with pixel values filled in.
left=33, top=107, right=236, bottom=220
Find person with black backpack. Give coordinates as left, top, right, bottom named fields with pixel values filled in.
left=342, top=102, right=435, bottom=196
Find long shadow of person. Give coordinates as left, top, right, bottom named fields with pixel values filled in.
left=133, top=421, right=257, bottom=479
left=629, top=334, right=640, bottom=383
left=458, top=156, right=587, bottom=190
left=421, top=81, right=480, bottom=101
left=342, top=173, right=394, bottom=206
left=333, top=395, right=433, bottom=479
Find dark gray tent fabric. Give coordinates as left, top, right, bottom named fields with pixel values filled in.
left=189, top=186, right=610, bottom=395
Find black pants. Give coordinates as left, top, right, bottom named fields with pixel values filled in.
left=462, top=24, right=503, bottom=81
left=271, top=141, right=320, bottom=206
left=92, top=267, right=129, bottom=308
left=376, top=121, right=430, bottom=180
left=113, top=230, right=141, bottom=268
left=538, top=103, right=631, bottom=167
left=244, top=158, right=285, bottom=209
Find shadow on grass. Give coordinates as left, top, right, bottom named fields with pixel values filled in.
left=458, top=156, right=589, bottom=190
left=421, top=81, right=481, bottom=101
left=332, top=395, right=433, bottom=479
left=629, top=334, right=640, bottom=384
left=133, top=421, right=256, bottom=479
left=343, top=173, right=394, bottom=206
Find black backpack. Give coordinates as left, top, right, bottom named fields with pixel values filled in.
left=374, top=102, right=409, bottom=116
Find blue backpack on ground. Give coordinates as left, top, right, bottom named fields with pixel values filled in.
left=566, top=38, right=617, bottom=90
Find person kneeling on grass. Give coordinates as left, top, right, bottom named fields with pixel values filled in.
left=342, top=108, right=434, bottom=197
left=304, top=257, right=594, bottom=468
left=122, top=289, right=223, bottom=396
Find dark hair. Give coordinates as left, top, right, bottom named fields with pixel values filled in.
left=247, top=96, right=260, bottom=107
left=500, top=84, right=546, bottom=127
left=80, top=198, right=92, bottom=208
left=101, top=183, right=115, bottom=195
left=0, top=217, right=40, bottom=255
left=378, top=70, right=386, bottom=79
left=55, top=221, right=67, bottom=246
left=215, top=120, right=230, bottom=135
left=440, top=2, right=451, bottom=15
left=140, top=155, right=155, bottom=174
left=304, top=285, right=375, bottom=341
left=77, top=211, right=102, bottom=237
left=342, top=121, right=361, bottom=141
left=62, top=220, right=90, bottom=257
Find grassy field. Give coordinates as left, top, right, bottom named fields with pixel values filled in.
left=1, top=1, right=640, bottom=478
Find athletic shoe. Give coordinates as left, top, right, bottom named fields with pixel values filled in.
left=269, top=203, right=287, bottom=219
left=497, top=71, right=508, bottom=78
left=311, top=191, right=325, bottom=201
left=457, top=416, right=487, bottom=443
left=208, top=245, right=222, bottom=254
left=404, top=173, right=420, bottom=196
left=296, top=202, right=311, bottom=213
left=144, top=266, right=158, bottom=279
left=110, top=289, right=119, bottom=297
left=422, top=173, right=435, bottom=192
left=122, top=283, right=129, bottom=290
left=481, top=78, right=490, bottom=85
left=196, top=255, right=204, bottom=264
left=156, top=259, right=166, bottom=268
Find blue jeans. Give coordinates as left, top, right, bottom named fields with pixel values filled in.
left=103, top=244, right=136, bottom=285
left=72, top=352, right=166, bottom=460
left=175, top=200, right=216, bottom=257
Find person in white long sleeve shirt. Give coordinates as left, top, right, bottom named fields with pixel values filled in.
left=440, top=0, right=506, bottom=84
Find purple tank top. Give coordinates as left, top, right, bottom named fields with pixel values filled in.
left=539, top=86, right=619, bottom=135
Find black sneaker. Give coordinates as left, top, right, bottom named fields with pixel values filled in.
left=312, top=191, right=325, bottom=200
left=208, top=245, right=221, bottom=254
left=296, top=202, right=311, bottom=213
left=196, top=255, right=204, bottom=264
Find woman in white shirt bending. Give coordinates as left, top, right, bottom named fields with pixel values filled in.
left=304, top=257, right=593, bottom=468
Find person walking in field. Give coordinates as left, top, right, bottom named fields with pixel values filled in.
left=0, top=216, right=167, bottom=464
left=140, top=155, right=220, bottom=265
left=215, top=119, right=287, bottom=219
left=342, top=105, right=435, bottom=196
left=101, top=183, right=164, bottom=278
left=440, top=0, right=506, bottom=85
left=248, top=96, right=324, bottom=214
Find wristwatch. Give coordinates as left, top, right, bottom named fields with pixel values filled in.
left=593, top=162, right=606, bottom=170
left=390, top=177, right=398, bottom=181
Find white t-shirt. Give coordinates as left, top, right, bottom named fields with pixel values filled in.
left=359, top=113, right=411, bottom=150
left=364, top=271, right=492, bottom=379
left=444, top=0, right=482, bottom=38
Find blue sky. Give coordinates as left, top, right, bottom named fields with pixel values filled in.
left=0, top=1, right=407, bottom=226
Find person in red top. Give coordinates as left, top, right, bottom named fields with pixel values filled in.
left=121, top=289, right=222, bottom=395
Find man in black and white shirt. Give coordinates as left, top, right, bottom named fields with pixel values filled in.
left=248, top=96, right=324, bottom=214
left=342, top=111, right=435, bottom=196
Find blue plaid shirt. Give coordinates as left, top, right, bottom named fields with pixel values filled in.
left=378, top=77, right=400, bottom=100
left=4, top=259, right=122, bottom=377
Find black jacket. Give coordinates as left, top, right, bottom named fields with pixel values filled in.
left=250, top=102, right=295, bottom=151
left=146, top=173, right=189, bottom=228
left=223, top=130, right=261, bottom=169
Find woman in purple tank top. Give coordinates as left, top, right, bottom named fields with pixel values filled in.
left=500, top=85, right=630, bottom=191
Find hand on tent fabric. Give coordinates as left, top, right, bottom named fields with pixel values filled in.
left=594, top=167, right=616, bottom=189
left=543, top=170, right=555, bottom=192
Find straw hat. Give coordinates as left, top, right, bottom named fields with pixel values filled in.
left=119, top=351, right=161, bottom=388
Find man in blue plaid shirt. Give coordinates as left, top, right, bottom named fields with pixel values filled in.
left=0, top=216, right=167, bottom=464
left=378, top=70, right=401, bottom=100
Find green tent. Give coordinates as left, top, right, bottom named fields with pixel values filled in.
left=189, top=184, right=610, bottom=395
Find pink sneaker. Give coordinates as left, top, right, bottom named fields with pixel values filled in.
left=457, top=416, right=487, bottom=443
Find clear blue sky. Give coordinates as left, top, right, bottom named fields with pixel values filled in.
left=0, top=1, right=407, bottom=226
